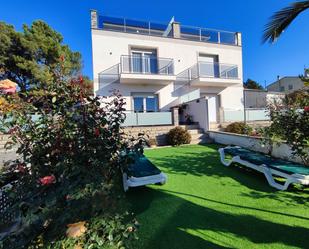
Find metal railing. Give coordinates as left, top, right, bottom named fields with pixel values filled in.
left=191, top=62, right=239, bottom=79
left=120, top=55, right=174, bottom=75
left=122, top=111, right=173, bottom=126
left=98, top=15, right=238, bottom=45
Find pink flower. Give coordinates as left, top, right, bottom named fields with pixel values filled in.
left=39, top=175, right=56, bottom=186
left=304, top=106, right=309, bottom=112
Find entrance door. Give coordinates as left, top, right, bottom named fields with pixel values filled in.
left=208, top=96, right=217, bottom=122
left=201, top=94, right=218, bottom=123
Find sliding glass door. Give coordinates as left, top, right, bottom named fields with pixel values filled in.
left=131, top=50, right=157, bottom=74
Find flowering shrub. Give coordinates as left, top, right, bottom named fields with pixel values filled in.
left=0, top=60, right=138, bottom=247
left=262, top=89, right=309, bottom=165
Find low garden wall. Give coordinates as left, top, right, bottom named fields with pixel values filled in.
left=208, top=130, right=306, bottom=164
left=123, top=125, right=175, bottom=146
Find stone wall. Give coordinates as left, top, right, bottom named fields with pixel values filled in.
left=123, top=125, right=175, bottom=146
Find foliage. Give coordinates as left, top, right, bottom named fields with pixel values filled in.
left=0, top=20, right=88, bottom=92
left=225, top=122, right=253, bottom=135
left=243, top=79, right=264, bottom=90
left=263, top=1, right=309, bottom=43
left=285, top=89, right=309, bottom=107
left=166, top=127, right=191, bottom=146
left=146, top=138, right=157, bottom=147
left=261, top=95, right=309, bottom=165
left=0, top=59, right=137, bottom=248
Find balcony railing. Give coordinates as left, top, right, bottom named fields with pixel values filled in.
left=122, top=111, right=172, bottom=126
left=190, top=62, right=238, bottom=79
left=120, top=55, right=174, bottom=75
left=98, top=15, right=239, bottom=46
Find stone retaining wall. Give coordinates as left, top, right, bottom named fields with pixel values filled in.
left=123, top=125, right=175, bottom=146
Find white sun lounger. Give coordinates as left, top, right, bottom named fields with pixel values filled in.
left=122, top=154, right=167, bottom=192
left=219, top=146, right=309, bottom=191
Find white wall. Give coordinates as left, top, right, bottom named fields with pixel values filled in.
left=185, top=98, right=209, bottom=131
left=244, top=90, right=285, bottom=108
left=92, top=30, right=244, bottom=112
left=208, top=131, right=307, bottom=164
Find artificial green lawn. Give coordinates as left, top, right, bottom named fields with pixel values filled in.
left=126, top=144, right=309, bottom=249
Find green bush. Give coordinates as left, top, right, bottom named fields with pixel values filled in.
left=166, top=127, right=191, bottom=146
left=0, top=58, right=138, bottom=248
left=225, top=122, right=253, bottom=135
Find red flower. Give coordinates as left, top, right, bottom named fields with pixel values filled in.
left=79, top=76, right=84, bottom=84
left=39, top=175, right=56, bottom=186
left=60, top=55, right=65, bottom=62
left=304, top=106, right=309, bottom=112
left=94, top=128, right=100, bottom=137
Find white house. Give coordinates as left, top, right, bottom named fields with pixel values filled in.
left=267, top=75, right=307, bottom=93
left=91, top=10, right=244, bottom=132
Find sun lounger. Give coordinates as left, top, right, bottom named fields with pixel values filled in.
left=122, top=153, right=167, bottom=192
left=218, top=146, right=309, bottom=191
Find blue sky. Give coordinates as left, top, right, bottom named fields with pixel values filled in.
left=1, top=0, right=309, bottom=86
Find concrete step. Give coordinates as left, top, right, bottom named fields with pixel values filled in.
left=189, top=133, right=213, bottom=145
left=209, top=122, right=221, bottom=131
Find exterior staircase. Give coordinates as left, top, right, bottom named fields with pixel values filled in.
left=179, top=124, right=213, bottom=145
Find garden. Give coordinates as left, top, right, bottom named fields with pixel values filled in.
left=1, top=8, right=309, bottom=249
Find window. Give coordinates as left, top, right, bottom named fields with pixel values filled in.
left=280, top=86, right=285, bottom=92
left=130, top=49, right=158, bottom=74
left=132, top=94, right=158, bottom=112
left=288, top=85, right=293, bottom=90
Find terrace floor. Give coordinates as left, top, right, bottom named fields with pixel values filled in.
left=126, top=144, right=309, bottom=249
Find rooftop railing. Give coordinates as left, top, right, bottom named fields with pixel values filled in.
left=97, top=15, right=239, bottom=46
left=120, top=55, right=174, bottom=75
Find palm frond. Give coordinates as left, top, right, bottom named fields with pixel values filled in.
left=262, top=1, right=309, bottom=43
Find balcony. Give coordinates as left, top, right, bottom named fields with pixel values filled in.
left=96, top=15, right=241, bottom=46
left=120, top=55, right=176, bottom=84
left=178, top=62, right=240, bottom=87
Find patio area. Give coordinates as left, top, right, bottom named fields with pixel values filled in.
left=127, top=144, right=309, bottom=249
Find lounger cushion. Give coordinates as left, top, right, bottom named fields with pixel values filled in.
left=126, top=155, right=162, bottom=178
left=224, top=147, right=309, bottom=176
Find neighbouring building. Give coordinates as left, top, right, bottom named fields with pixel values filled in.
left=267, top=74, right=307, bottom=94
left=91, top=10, right=246, bottom=142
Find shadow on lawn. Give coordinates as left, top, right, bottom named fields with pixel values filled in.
left=148, top=144, right=309, bottom=201
left=148, top=144, right=274, bottom=192
left=127, top=187, right=309, bottom=249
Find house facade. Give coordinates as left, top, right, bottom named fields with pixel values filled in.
left=91, top=10, right=244, bottom=131
left=267, top=76, right=306, bottom=93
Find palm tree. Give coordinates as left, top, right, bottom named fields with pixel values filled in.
left=263, top=1, right=309, bottom=43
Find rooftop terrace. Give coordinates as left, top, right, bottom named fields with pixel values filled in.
left=91, top=12, right=241, bottom=46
